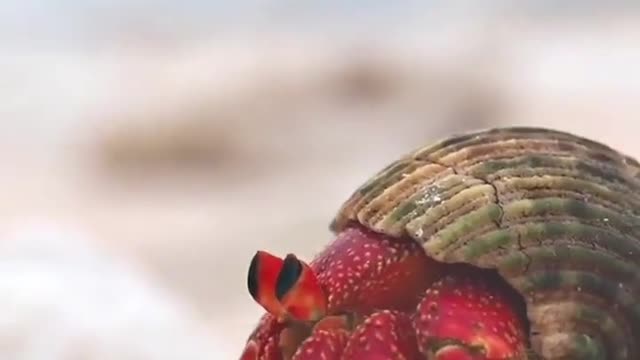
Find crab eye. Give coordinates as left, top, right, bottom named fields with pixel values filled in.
left=275, top=253, right=327, bottom=322
left=275, top=254, right=303, bottom=301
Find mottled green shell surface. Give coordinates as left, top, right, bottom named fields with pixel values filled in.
left=331, top=127, right=640, bottom=360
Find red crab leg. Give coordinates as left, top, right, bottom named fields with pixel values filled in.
left=240, top=313, right=285, bottom=360
left=310, top=224, right=445, bottom=315
left=290, top=327, right=349, bottom=360
left=281, top=314, right=353, bottom=360
left=341, top=310, right=421, bottom=360
left=414, top=269, right=528, bottom=359
left=248, top=223, right=445, bottom=321
left=290, top=310, right=420, bottom=360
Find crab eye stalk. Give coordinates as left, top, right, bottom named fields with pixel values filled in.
left=247, top=250, right=287, bottom=318
left=276, top=253, right=327, bottom=322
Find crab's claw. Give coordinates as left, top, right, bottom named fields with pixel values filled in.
left=276, top=253, right=327, bottom=322
left=247, top=251, right=287, bottom=319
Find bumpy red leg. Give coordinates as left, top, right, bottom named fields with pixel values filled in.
left=247, top=224, right=444, bottom=322
left=290, top=328, right=349, bottom=360
left=311, top=224, right=445, bottom=315
left=243, top=224, right=530, bottom=359
left=342, top=310, right=421, bottom=359
left=413, top=269, right=528, bottom=360
left=240, top=313, right=285, bottom=360
left=283, top=315, right=350, bottom=360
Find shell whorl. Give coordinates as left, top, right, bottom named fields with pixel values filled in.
left=331, top=127, right=640, bottom=360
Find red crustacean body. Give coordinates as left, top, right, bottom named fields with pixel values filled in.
left=241, top=223, right=528, bottom=360
left=241, top=127, right=640, bottom=359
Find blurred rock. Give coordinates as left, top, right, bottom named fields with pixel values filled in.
left=93, top=48, right=507, bottom=182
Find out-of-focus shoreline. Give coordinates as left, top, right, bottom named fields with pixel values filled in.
left=1, top=9, right=640, bottom=358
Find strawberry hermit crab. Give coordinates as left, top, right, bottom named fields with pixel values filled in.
left=240, top=127, right=640, bottom=360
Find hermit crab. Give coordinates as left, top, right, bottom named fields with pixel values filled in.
left=240, top=127, right=640, bottom=360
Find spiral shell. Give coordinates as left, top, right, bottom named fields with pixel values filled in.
left=331, top=127, right=640, bottom=360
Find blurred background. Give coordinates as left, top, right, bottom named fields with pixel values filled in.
left=1, top=1, right=640, bottom=359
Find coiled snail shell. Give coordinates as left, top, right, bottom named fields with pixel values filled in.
left=330, top=127, right=640, bottom=359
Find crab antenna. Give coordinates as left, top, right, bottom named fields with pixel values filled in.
left=275, top=253, right=327, bottom=322
left=247, top=251, right=287, bottom=318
